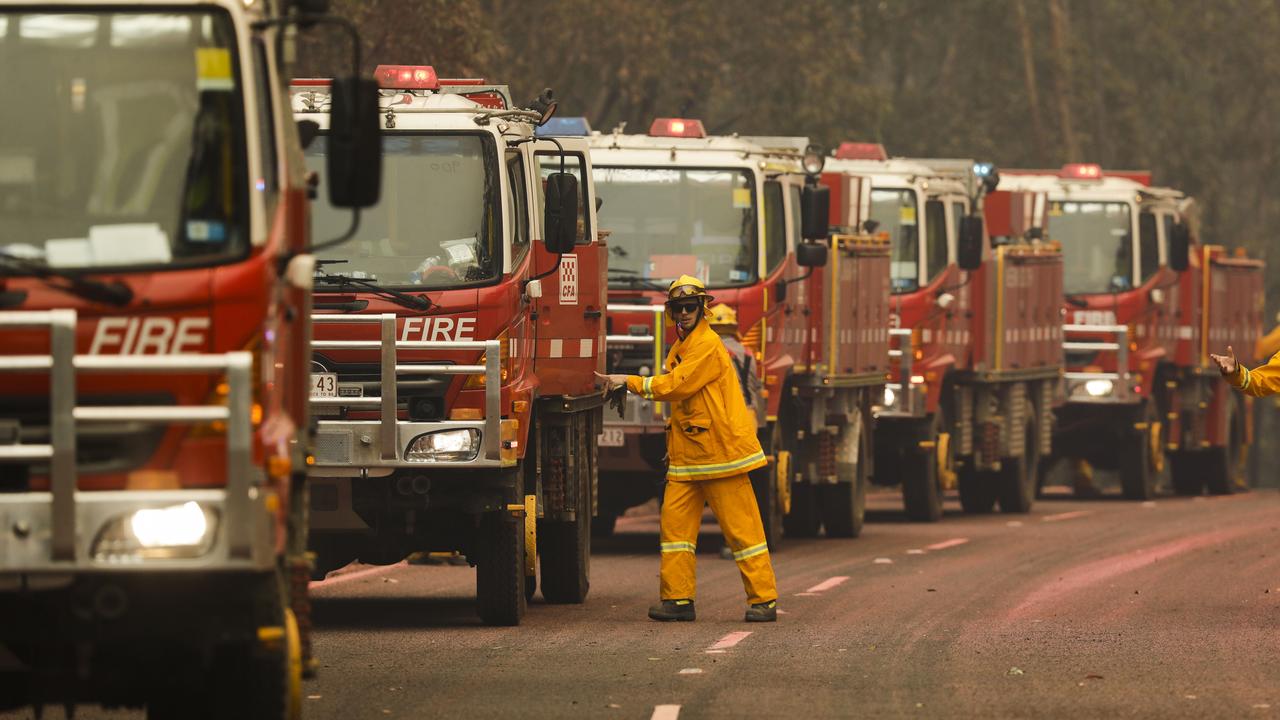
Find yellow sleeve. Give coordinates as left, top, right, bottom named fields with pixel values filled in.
left=1232, top=352, right=1280, bottom=397
left=626, top=339, right=720, bottom=403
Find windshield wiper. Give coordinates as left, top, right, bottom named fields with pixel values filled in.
left=315, top=271, right=431, bottom=311
left=607, top=272, right=665, bottom=291
left=0, top=250, right=133, bottom=306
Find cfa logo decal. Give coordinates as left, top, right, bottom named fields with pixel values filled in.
left=559, top=254, right=578, bottom=305
left=89, top=317, right=210, bottom=355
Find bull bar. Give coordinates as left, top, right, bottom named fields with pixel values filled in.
left=0, top=310, right=272, bottom=576
left=309, top=313, right=512, bottom=471
left=1062, top=324, right=1132, bottom=404
left=603, top=304, right=666, bottom=431
left=876, top=328, right=922, bottom=418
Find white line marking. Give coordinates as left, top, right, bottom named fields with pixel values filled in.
left=677, top=668, right=703, bottom=675
left=705, top=649, right=726, bottom=654
left=925, top=537, right=969, bottom=551
left=794, top=592, right=818, bottom=597
left=873, top=557, right=894, bottom=564
left=1141, top=501, right=1157, bottom=508
left=1007, top=521, right=1024, bottom=527
left=309, top=560, right=406, bottom=589
left=652, top=705, right=682, bottom=720
left=1048, top=510, right=1093, bottom=520
left=709, top=631, right=752, bottom=650
left=906, top=549, right=925, bottom=554
left=804, top=576, right=849, bottom=593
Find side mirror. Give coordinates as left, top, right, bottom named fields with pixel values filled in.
left=796, top=240, right=828, bottom=268
left=957, top=215, right=984, bottom=271
left=801, top=185, right=830, bottom=241
left=326, top=76, right=382, bottom=209
left=544, top=172, right=579, bottom=255
left=1169, top=221, right=1190, bottom=272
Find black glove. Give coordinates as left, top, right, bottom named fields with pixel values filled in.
left=606, top=384, right=627, bottom=418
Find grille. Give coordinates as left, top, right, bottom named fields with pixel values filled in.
left=314, top=430, right=353, bottom=465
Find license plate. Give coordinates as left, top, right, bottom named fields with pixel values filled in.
left=311, top=373, right=337, bottom=398
left=597, top=428, right=624, bottom=447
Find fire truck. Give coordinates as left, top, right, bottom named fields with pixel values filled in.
left=293, top=65, right=604, bottom=626
left=1001, top=165, right=1263, bottom=498
left=0, top=1, right=380, bottom=716
left=831, top=144, right=1065, bottom=520
left=583, top=119, right=885, bottom=547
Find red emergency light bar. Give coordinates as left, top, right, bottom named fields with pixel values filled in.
left=1061, top=163, right=1103, bottom=180
left=649, top=118, right=706, bottom=138
left=374, top=64, right=439, bottom=90
left=835, top=142, right=888, bottom=161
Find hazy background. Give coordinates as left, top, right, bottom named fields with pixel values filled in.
left=296, top=0, right=1280, bottom=485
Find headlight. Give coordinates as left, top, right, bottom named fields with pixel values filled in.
left=91, top=502, right=219, bottom=562
left=406, top=428, right=480, bottom=462
left=1084, top=379, right=1114, bottom=397
left=883, top=386, right=897, bottom=407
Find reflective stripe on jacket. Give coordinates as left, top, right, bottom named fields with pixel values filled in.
left=1230, top=350, right=1280, bottom=397
left=627, top=318, right=766, bottom=481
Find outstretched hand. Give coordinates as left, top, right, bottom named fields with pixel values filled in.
left=594, top=371, right=629, bottom=389
left=1209, top=345, right=1238, bottom=376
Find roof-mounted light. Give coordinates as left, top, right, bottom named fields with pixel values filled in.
left=834, top=142, right=888, bottom=161
left=802, top=144, right=825, bottom=175
left=648, top=118, right=706, bottom=138
left=374, top=64, right=439, bottom=90
left=536, top=116, right=593, bottom=137
left=973, top=161, right=1000, bottom=193
left=1061, top=163, right=1103, bottom=180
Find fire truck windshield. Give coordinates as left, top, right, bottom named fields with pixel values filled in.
left=869, top=189, right=920, bottom=294
left=0, top=10, right=249, bottom=271
left=1048, top=200, right=1134, bottom=294
left=592, top=166, right=756, bottom=289
left=306, top=134, right=497, bottom=288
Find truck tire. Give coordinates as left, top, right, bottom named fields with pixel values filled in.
left=540, top=440, right=593, bottom=604
left=957, top=466, right=996, bottom=514
left=822, top=417, right=869, bottom=538
left=476, top=509, right=526, bottom=626
left=1119, top=401, right=1163, bottom=501
left=590, top=513, right=617, bottom=538
left=1206, top=398, right=1245, bottom=496
left=752, top=424, right=785, bottom=549
left=1170, top=451, right=1205, bottom=496
left=783, top=481, right=820, bottom=537
left=902, top=415, right=944, bottom=522
left=998, top=415, right=1039, bottom=513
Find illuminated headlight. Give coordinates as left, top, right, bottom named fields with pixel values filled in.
left=91, top=502, right=219, bottom=562
left=1084, top=379, right=1114, bottom=397
left=406, top=429, right=480, bottom=462
left=883, top=386, right=897, bottom=407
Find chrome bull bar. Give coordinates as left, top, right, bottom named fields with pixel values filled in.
left=877, top=328, right=921, bottom=418
left=1062, top=324, right=1131, bottom=404
left=310, top=314, right=504, bottom=469
left=604, top=304, right=666, bottom=430
left=0, top=310, right=267, bottom=572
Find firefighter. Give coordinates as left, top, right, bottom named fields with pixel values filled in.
left=596, top=275, right=779, bottom=622
left=1212, top=344, right=1280, bottom=396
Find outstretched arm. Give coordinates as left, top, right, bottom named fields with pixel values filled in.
left=1215, top=345, right=1280, bottom=397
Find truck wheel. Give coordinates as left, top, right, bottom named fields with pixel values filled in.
left=590, top=513, right=617, bottom=538
left=1206, top=398, right=1245, bottom=495
left=822, top=417, right=869, bottom=538
left=997, top=415, right=1039, bottom=513
left=902, top=415, right=944, bottom=522
left=752, top=424, right=785, bottom=549
left=540, top=445, right=593, bottom=604
left=783, top=481, right=820, bottom=537
left=957, top=466, right=996, bottom=514
left=1170, top=451, right=1205, bottom=496
left=476, top=509, right=526, bottom=626
left=1119, top=402, right=1163, bottom=500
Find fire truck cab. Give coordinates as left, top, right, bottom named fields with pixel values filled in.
left=1001, top=165, right=1262, bottom=497
left=293, top=66, right=605, bottom=626
left=0, top=0, right=380, bottom=716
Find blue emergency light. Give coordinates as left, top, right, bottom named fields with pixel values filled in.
left=536, top=116, right=592, bottom=137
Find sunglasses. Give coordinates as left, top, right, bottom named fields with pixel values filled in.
left=669, top=301, right=702, bottom=315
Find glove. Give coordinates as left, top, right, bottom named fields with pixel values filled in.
left=606, top=384, right=627, bottom=418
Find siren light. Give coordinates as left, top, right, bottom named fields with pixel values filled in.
left=374, top=65, right=439, bottom=90
left=1061, top=163, right=1103, bottom=180
left=536, top=116, right=593, bottom=137
left=648, top=118, right=707, bottom=138
left=835, top=142, right=888, bottom=161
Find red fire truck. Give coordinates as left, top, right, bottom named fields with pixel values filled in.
left=1001, top=165, right=1262, bottom=497
left=293, top=65, right=604, bottom=626
left=586, top=120, right=885, bottom=546
left=0, top=1, right=380, bottom=716
left=832, top=144, right=1064, bottom=520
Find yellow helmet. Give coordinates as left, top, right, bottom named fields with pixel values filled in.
left=707, top=303, right=738, bottom=329
left=666, top=274, right=714, bottom=303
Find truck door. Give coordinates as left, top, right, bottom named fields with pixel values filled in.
left=531, top=138, right=605, bottom=396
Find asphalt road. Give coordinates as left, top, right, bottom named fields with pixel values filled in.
left=7, top=486, right=1279, bottom=719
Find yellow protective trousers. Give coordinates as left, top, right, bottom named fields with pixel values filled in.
left=659, top=473, right=778, bottom=605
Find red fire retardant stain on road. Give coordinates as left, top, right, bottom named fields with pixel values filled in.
left=925, top=537, right=970, bottom=551
left=709, top=631, right=752, bottom=651
left=805, top=576, right=850, bottom=593
left=1041, top=510, right=1093, bottom=522
left=1007, top=525, right=1256, bottom=619
left=309, top=561, right=407, bottom=590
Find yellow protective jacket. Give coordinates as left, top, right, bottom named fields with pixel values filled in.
left=1229, top=351, right=1280, bottom=397
left=627, top=318, right=766, bottom=481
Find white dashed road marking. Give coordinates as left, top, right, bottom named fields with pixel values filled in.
left=708, top=631, right=752, bottom=651
left=925, top=538, right=970, bottom=551
left=804, top=576, right=850, bottom=593
left=652, top=705, right=682, bottom=720
left=1042, top=510, right=1092, bottom=522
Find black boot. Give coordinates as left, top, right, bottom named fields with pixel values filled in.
left=648, top=599, right=696, bottom=621
left=744, top=600, right=777, bottom=622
